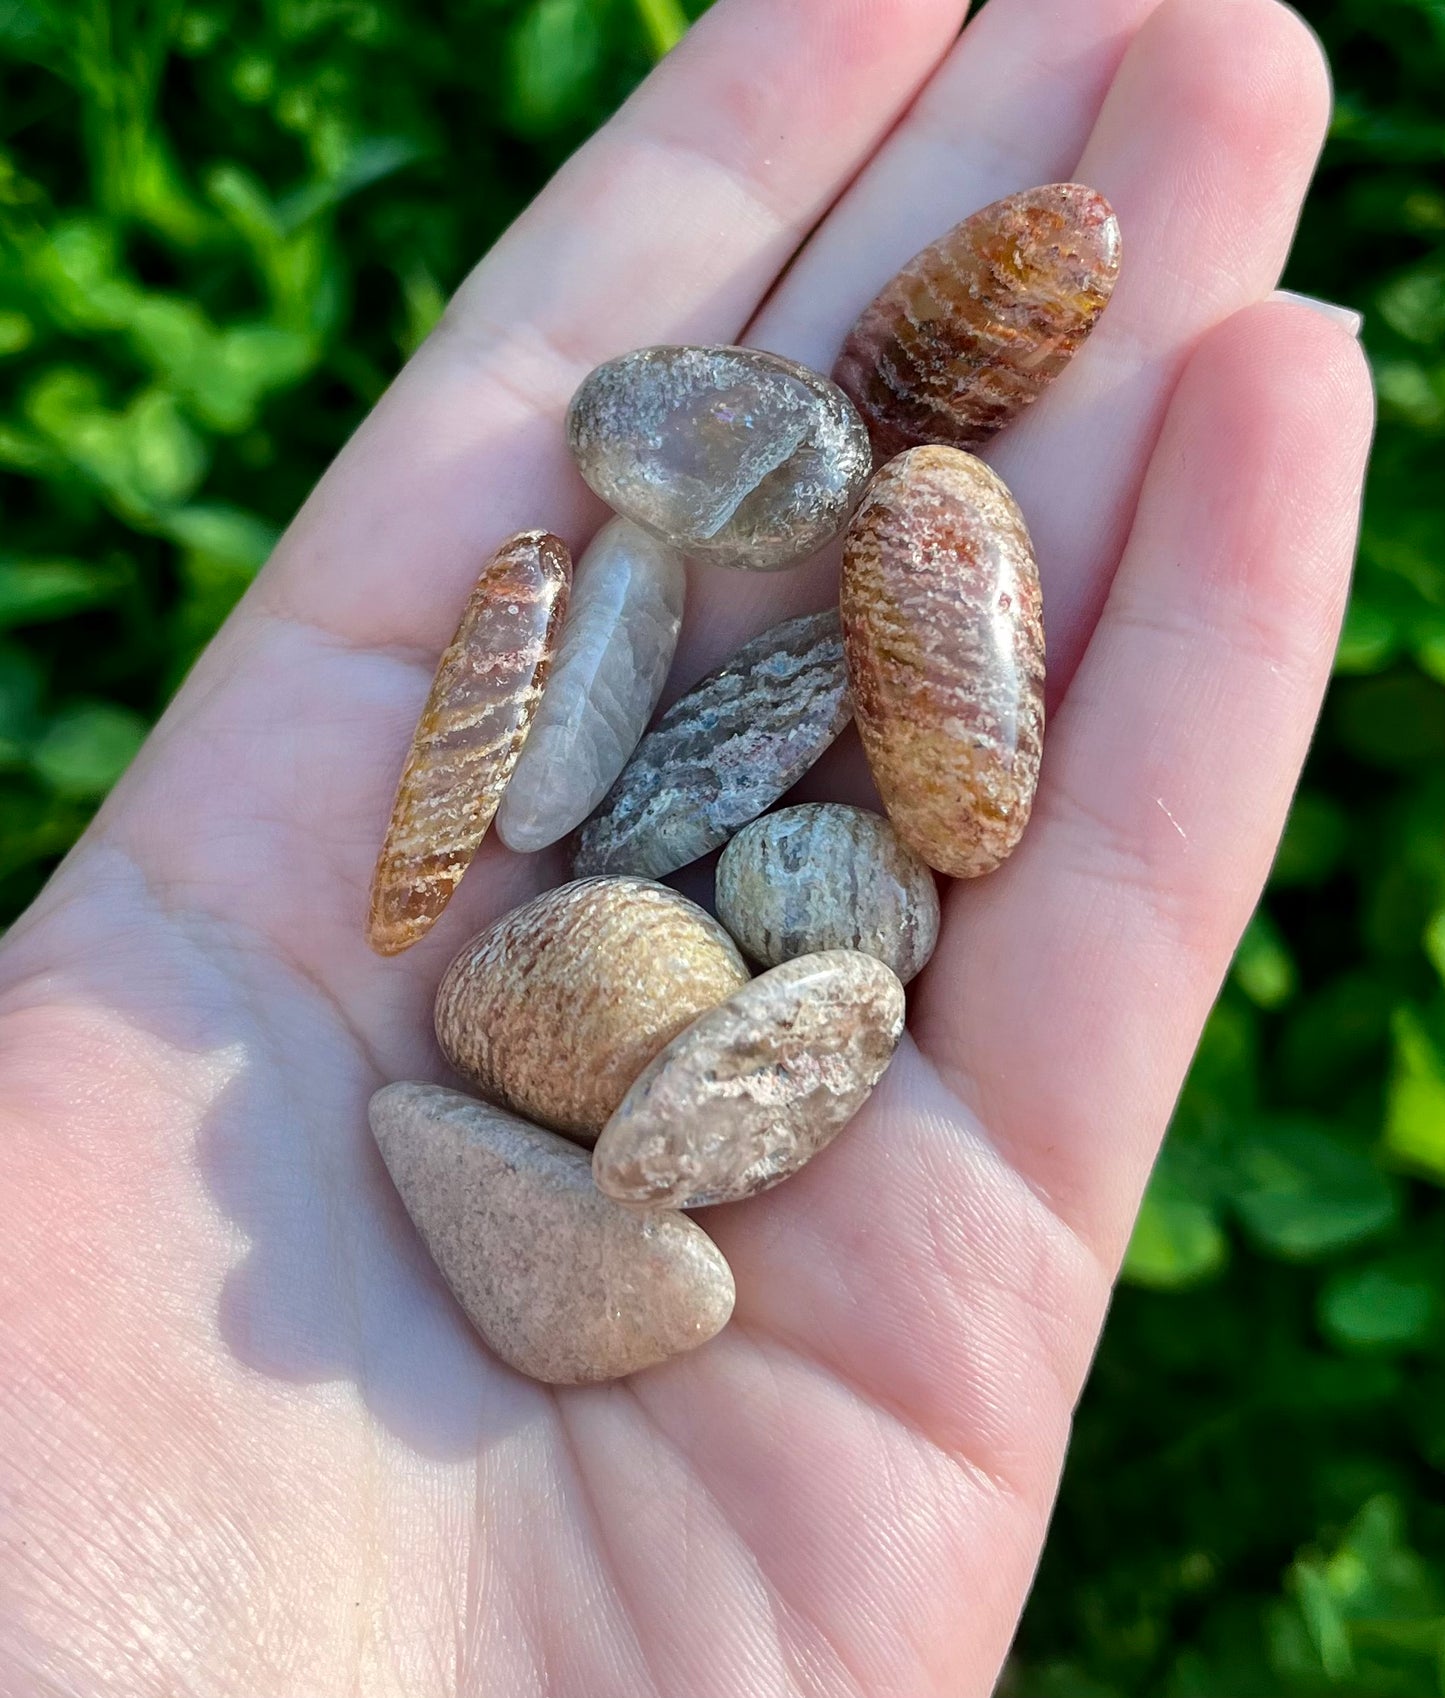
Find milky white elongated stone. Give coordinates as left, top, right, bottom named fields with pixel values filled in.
left=371, top=1083, right=735, bottom=1384
left=496, top=518, right=686, bottom=853
left=567, top=345, right=873, bottom=572
left=593, top=951, right=905, bottom=1210
left=716, top=804, right=940, bottom=984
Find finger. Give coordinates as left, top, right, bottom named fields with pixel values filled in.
left=737, top=0, right=1338, bottom=826
left=252, top=0, right=973, bottom=649
left=648, top=305, right=1369, bottom=1691
left=757, top=0, right=1164, bottom=371
left=987, top=0, right=1335, bottom=692
left=919, top=298, right=1374, bottom=1252
left=671, top=0, right=1167, bottom=670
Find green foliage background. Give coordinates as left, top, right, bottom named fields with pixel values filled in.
left=0, top=0, right=1441, bottom=1690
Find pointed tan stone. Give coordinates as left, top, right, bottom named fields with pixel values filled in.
left=370, top=1082, right=735, bottom=1384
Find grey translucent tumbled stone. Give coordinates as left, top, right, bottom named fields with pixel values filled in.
left=497, top=518, right=686, bottom=853
left=566, top=345, right=873, bottom=573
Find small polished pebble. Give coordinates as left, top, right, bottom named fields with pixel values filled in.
left=371, top=1083, right=735, bottom=1384
left=833, top=184, right=1120, bottom=460
left=573, top=608, right=853, bottom=880
left=497, top=518, right=686, bottom=853
left=368, top=530, right=571, bottom=955
left=567, top=345, right=873, bottom=572
left=842, top=446, right=1045, bottom=878
left=594, top=951, right=905, bottom=1210
left=716, top=804, right=940, bottom=984
left=434, top=877, right=749, bottom=1142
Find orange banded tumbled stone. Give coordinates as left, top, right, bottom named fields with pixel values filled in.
left=832, top=183, right=1120, bottom=460
left=841, top=446, right=1045, bottom=879
left=367, top=530, right=571, bottom=955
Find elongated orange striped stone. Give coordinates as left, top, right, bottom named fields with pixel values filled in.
left=832, top=184, right=1120, bottom=460
left=842, top=447, right=1044, bottom=879
left=367, top=531, right=571, bottom=954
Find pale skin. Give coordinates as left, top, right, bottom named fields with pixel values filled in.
left=0, top=0, right=1374, bottom=1690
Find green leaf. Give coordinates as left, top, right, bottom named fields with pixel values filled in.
left=160, top=505, right=279, bottom=570
left=633, top=0, right=689, bottom=57
left=1384, top=1007, right=1445, bottom=1182
left=1122, top=1184, right=1229, bottom=1291
left=0, top=558, right=125, bottom=628
left=1230, top=1120, right=1400, bottom=1260
left=1336, top=598, right=1402, bottom=675
left=506, top=0, right=604, bottom=133
left=31, top=702, right=148, bottom=799
left=0, top=641, right=44, bottom=766
left=1320, top=1264, right=1438, bottom=1352
left=1233, top=911, right=1298, bottom=1010
left=22, top=372, right=209, bottom=521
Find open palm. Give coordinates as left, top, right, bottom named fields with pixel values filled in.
left=0, top=0, right=1373, bottom=1691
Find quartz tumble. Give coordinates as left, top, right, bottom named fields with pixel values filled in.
left=370, top=1082, right=735, bottom=1384
left=833, top=183, right=1121, bottom=460
left=572, top=608, right=852, bottom=881
left=716, top=803, right=940, bottom=984
left=592, top=951, right=906, bottom=1210
left=434, top=876, right=749, bottom=1142
left=842, top=446, right=1045, bottom=879
left=567, top=345, right=872, bottom=572
left=367, top=530, right=571, bottom=955
left=497, top=518, right=686, bottom=853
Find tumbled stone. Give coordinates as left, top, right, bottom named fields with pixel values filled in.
left=716, top=804, right=940, bottom=984
left=572, top=608, right=852, bottom=880
left=841, top=446, right=1045, bottom=879
left=567, top=345, right=872, bottom=572
left=368, top=530, right=571, bottom=955
left=833, top=184, right=1120, bottom=460
left=371, top=1083, right=735, bottom=1384
left=497, top=519, right=686, bottom=853
left=434, top=876, right=749, bottom=1142
left=593, top=951, right=905, bottom=1210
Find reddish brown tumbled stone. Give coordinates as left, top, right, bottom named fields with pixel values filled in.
left=832, top=184, right=1120, bottom=460
left=841, top=446, right=1045, bottom=879
left=367, top=531, right=571, bottom=955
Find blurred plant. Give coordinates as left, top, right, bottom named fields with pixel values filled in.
left=1014, top=0, right=1445, bottom=1688
left=1, top=0, right=1443, bottom=1691
left=0, top=0, right=689, bottom=913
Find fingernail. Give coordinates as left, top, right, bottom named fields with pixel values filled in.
left=1270, top=289, right=1364, bottom=338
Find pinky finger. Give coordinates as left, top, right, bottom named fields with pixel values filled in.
left=916, top=298, right=1376, bottom=1253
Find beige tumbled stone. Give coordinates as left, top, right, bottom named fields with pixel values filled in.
left=593, top=951, right=905, bottom=1210
left=371, top=1083, right=735, bottom=1384
left=716, top=803, right=940, bottom=984
left=434, top=877, right=749, bottom=1142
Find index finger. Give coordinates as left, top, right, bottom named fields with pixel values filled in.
left=251, top=0, right=973, bottom=653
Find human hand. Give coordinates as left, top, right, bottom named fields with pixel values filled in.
left=0, top=0, right=1372, bottom=1691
